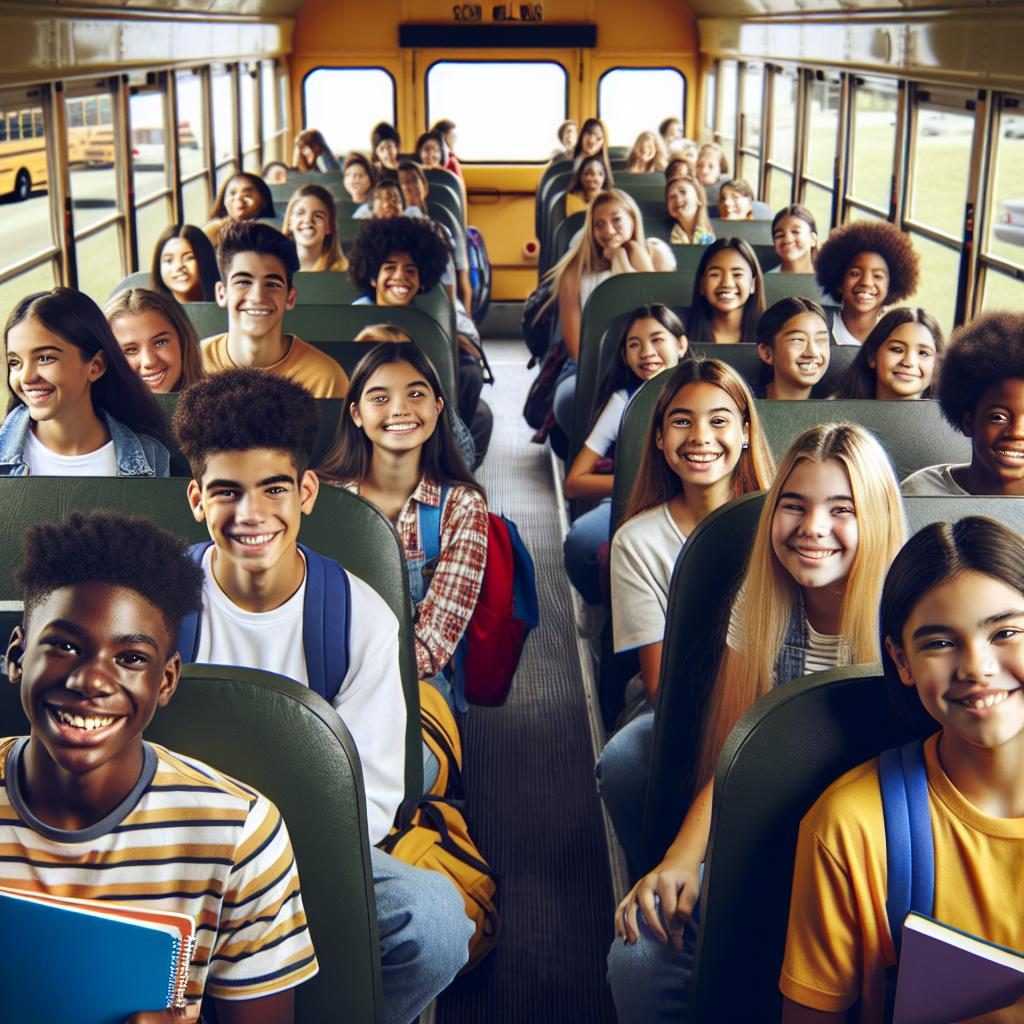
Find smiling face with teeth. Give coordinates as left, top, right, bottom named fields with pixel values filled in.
left=7, top=582, right=179, bottom=808
left=215, top=251, right=297, bottom=357
left=771, top=457, right=859, bottom=597
left=110, top=308, right=184, bottom=394
left=758, top=310, right=831, bottom=400
left=886, top=570, right=1024, bottom=759
left=622, top=316, right=687, bottom=383
left=840, top=251, right=889, bottom=319
left=961, top=378, right=1024, bottom=497
left=188, top=447, right=318, bottom=612
left=350, top=359, right=443, bottom=457
left=373, top=252, right=421, bottom=308
left=699, top=248, right=756, bottom=317
left=6, top=316, right=107, bottom=427
left=869, top=321, right=937, bottom=401
left=656, top=380, right=748, bottom=500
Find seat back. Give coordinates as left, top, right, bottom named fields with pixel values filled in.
left=108, top=271, right=152, bottom=298
left=182, top=302, right=456, bottom=400
left=688, top=665, right=931, bottom=1024
left=707, top=219, right=774, bottom=247
left=0, top=477, right=423, bottom=799
left=293, top=271, right=361, bottom=304
left=0, top=663, right=383, bottom=1023
left=643, top=493, right=1024, bottom=876
left=611, top=391, right=973, bottom=532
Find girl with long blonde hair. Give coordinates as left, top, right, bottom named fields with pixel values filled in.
left=608, top=422, right=906, bottom=1024
left=626, top=129, right=668, bottom=173
left=596, top=358, right=775, bottom=880
left=283, top=183, right=348, bottom=272
left=543, top=189, right=676, bottom=435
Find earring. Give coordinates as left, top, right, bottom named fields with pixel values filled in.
left=742, top=441, right=749, bottom=450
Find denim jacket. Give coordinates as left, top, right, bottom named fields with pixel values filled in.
left=773, top=590, right=852, bottom=686
left=0, top=405, right=170, bottom=477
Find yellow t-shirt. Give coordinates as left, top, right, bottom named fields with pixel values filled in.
left=200, top=332, right=349, bottom=399
left=781, top=733, right=1024, bottom=1022
left=564, top=191, right=589, bottom=217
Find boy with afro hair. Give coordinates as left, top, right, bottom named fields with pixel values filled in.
left=201, top=219, right=350, bottom=398
left=815, top=220, right=920, bottom=346
left=349, top=216, right=494, bottom=464
left=172, top=368, right=472, bottom=1024
left=902, top=311, right=1024, bottom=496
left=3, top=511, right=317, bottom=1022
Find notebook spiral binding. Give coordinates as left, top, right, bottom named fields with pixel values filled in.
left=169, top=932, right=198, bottom=1009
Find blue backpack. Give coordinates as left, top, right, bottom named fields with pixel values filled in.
left=176, top=541, right=352, bottom=703
left=878, top=739, right=935, bottom=1023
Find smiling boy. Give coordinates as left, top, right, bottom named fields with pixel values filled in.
left=200, top=220, right=348, bottom=398
left=2, top=511, right=317, bottom=1023
left=171, top=368, right=472, bottom=1024
left=902, top=312, right=1024, bottom=496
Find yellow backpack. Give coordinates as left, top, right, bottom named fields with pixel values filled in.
left=379, top=683, right=500, bottom=973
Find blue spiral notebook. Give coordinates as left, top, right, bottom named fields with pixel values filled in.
left=0, top=885, right=196, bottom=1023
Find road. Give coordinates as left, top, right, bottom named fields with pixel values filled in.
left=1, top=166, right=169, bottom=269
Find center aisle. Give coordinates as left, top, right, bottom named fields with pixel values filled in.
left=436, top=339, right=618, bottom=1023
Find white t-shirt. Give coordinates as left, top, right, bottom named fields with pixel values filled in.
left=830, top=313, right=863, bottom=347
left=584, top=389, right=628, bottom=456
left=23, top=429, right=117, bottom=476
left=610, top=502, right=687, bottom=653
left=900, top=463, right=971, bottom=496
left=195, top=547, right=406, bottom=845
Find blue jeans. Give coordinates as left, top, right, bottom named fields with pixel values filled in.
left=606, top=892, right=698, bottom=1024
left=553, top=366, right=577, bottom=436
left=564, top=498, right=611, bottom=606
left=595, top=707, right=654, bottom=880
left=371, top=845, right=473, bottom=1024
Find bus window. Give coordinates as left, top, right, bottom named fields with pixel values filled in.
left=848, top=76, right=898, bottom=217
left=176, top=69, right=210, bottom=226
left=982, top=96, right=1024, bottom=312
left=129, top=88, right=173, bottom=274
left=737, top=62, right=763, bottom=186
left=212, top=65, right=237, bottom=187
left=717, top=59, right=738, bottom=171
left=240, top=64, right=259, bottom=172
left=425, top=61, right=567, bottom=162
left=261, top=60, right=285, bottom=163
left=801, top=71, right=840, bottom=234
left=303, top=67, right=395, bottom=158
left=598, top=67, right=685, bottom=150
left=704, top=64, right=717, bottom=138
left=766, top=65, right=797, bottom=209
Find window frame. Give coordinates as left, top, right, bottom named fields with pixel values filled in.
left=596, top=64, right=688, bottom=141
left=301, top=64, right=397, bottom=159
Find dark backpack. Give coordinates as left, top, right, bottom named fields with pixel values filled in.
left=177, top=541, right=352, bottom=702
left=522, top=279, right=558, bottom=363
left=466, top=226, right=491, bottom=323
left=523, top=340, right=568, bottom=436
left=879, top=739, right=934, bottom=1023
left=418, top=488, right=539, bottom=707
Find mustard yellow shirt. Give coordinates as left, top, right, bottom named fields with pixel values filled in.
left=200, top=332, right=349, bottom=399
left=781, top=733, right=1024, bottom=1021
left=564, top=192, right=589, bottom=217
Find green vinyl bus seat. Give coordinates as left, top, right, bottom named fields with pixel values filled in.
left=0, top=476, right=423, bottom=800
left=0, top=663, right=384, bottom=1024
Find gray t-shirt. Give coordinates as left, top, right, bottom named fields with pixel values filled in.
left=900, top=463, right=970, bottom=496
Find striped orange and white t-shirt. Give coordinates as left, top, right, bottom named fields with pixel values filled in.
left=0, top=737, right=318, bottom=1003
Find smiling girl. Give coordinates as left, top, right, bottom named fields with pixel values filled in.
left=342, top=152, right=376, bottom=211
left=665, top=178, right=714, bottom=246
left=717, top=178, right=756, bottom=221
left=105, top=288, right=205, bottom=394
left=626, top=130, right=668, bottom=174
left=563, top=306, right=689, bottom=608
left=545, top=189, right=677, bottom=435
left=830, top=307, right=943, bottom=401
left=320, top=343, right=488, bottom=710
left=150, top=224, right=220, bottom=304
left=565, top=155, right=612, bottom=217
left=596, top=359, right=775, bottom=877
left=771, top=204, right=819, bottom=275
left=283, top=183, right=348, bottom=272
left=608, top=423, right=905, bottom=1024
left=815, top=221, right=920, bottom=346
left=203, top=172, right=275, bottom=246
left=781, top=516, right=1024, bottom=1022
left=756, top=297, right=832, bottom=400
left=1, top=288, right=172, bottom=476
left=687, top=238, right=766, bottom=345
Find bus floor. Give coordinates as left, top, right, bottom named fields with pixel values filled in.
left=434, top=338, right=618, bottom=1024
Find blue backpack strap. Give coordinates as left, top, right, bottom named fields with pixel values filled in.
left=299, top=544, right=351, bottom=704
left=176, top=541, right=213, bottom=662
left=418, top=486, right=449, bottom=568
left=880, top=739, right=933, bottom=1023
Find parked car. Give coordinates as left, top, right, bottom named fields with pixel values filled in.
left=993, top=197, right=1024, bottom=247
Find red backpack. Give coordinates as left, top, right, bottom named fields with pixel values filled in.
left=419, top=491, right=539, bottom=708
